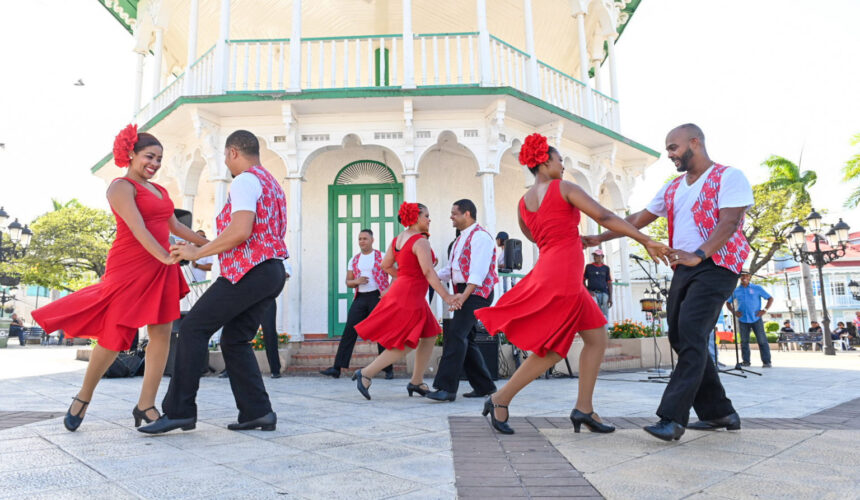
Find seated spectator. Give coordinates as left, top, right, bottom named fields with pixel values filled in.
left=833, top=322, right=850, bottom=351
left=808, top=321, right=822, bottom=334
left=9, top=313, right=25, bottom=347
left=779, top=320, right=794, bottom=340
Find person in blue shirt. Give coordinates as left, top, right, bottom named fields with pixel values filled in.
left=726, top=271, right=774, bottom=367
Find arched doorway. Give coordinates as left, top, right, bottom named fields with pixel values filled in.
left=327, top=160, right=402, bottom=336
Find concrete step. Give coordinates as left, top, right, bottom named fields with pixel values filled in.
left=293, top=340, right=381, bottom=355
left=302, top=333, right=331, bottom=341
left=600, top=354, right=641, bottom=371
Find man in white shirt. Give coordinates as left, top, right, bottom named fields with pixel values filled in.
left=426, top=199, right=498, bottom=402
left=584, top=124, right=752, bottom=441
left=320, top=229, right=393, bottom=379
left=189, top=230, right=213, bottom=283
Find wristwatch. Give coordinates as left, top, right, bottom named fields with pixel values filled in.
left=693, top=249, right=707, bottom=261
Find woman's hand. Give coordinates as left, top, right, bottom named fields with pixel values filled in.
left=442, top=292, right=461, bottom=311
left=159, top=252, right=180, bottom=265
left=644, top=239, right=671, bottom=265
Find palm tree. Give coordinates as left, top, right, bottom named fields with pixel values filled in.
left=843, top=134, right=860, bottom=208
left=763, top=155, right=818, bottom=326
left=51, top=198, right=81, bottom=211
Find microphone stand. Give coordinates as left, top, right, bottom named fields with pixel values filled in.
left=713, top=323, right=745, bottom=378
left=630, top=256, right=674, bottom=383
left=724, top=300, right=762, bottom=377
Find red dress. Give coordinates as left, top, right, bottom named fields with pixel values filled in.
left=475, top=179, right=605, bottom=357
left=32, top=179, right=189, bottom=352
left=355, top=234, right=441, bottom=350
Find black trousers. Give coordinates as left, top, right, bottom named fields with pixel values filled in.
left=657, top=259, right=738, bottom=426
left=162, top=259, right=286, bottom=422
left=333, top=291, right=391, bottom=374
left=433, top=284, right=497, bottom=394
left=261, top=301, right=280, bottom=375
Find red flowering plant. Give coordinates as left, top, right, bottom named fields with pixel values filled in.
left=398, top=202, right=420, bottom=227
left=113, top=124, right=139, bottom=168
left=518, top=133, right=550, bottom=168
left=608, top=319, right=661, bottom=339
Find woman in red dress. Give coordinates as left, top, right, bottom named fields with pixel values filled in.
left=475, top=134, right=670, bottom=434
left=353, top=202, right=458, bottom=400
left=32, top=125, right=208, bottom=431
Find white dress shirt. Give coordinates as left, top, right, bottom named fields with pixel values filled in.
left=437, top=223, right=495, bottom=286
left=348, top=251, right=379, bottom=293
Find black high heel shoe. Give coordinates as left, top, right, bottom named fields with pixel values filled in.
left=570, top=409, right=615, bottom=434
left=355, top=369, right=372, bottom=400
left=406, top=382, right=429, bottom=397
left=64, top=396, right=90, bottom=432
left=482, top=396, right=514, bottom=434
left=133, top=405, right=161, bottom=428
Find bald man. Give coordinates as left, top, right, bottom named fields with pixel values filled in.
left=584, top=123, right=753, bottom=441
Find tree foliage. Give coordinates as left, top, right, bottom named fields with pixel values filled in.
left=843, top=133, right=860, bottom=208
left=762, top=155, right=817, bottom=204
left=743, top=183, right=811, bottom=275
left=5, top=204, right=115, bottom=291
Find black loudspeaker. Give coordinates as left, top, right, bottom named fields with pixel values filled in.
left=502, top=238, right=522, bottom=271
left=174, top=209, right=192, bottom=229
left=474, top=324, right=500, bottom=380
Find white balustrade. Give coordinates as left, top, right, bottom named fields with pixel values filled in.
left=136, top=34, right=621, bottom=132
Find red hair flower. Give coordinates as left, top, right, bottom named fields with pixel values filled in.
left=518, top=133, right=550, bottom=168
left=398, top=202, right=420, bottom=227
left=113, top=124, right=139, bottom=168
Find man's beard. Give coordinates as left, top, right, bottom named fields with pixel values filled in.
left=675, top=148, right=694, bottom=172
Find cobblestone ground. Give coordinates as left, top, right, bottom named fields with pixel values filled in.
left=0, top=345, right=858, bottom=499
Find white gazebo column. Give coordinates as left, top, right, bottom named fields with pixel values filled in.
left=477, top=0, right=492, bottom=86
left=286, top=175, right=303, bottom=340
left=213, top=0, right=231, bottom=94
left=479, top=171, right=497, bottom=235
left=617, top=218, right=633, bottom=322
left=288, top=0, right=303, bottom=92
left=590, top=42, right=603, bottom=93
left=183, top=0, right=200, bottom=95
left=182, top=194, right=195, bottom=212
left=133, top=51, right=146, bottom=117
left=402, top=0, right=415, bottom=89
left=403, top=172, right=418, bottom=202
left=574, top=10, right=594, bottom=120
left=523, top=0, right=539, bottom=97
left=151, top=27, right=164, bottom=97
left=606, top=33, right=620, bottom=127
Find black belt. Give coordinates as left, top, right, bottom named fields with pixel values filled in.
left=356, top=290, right=381, bottom=296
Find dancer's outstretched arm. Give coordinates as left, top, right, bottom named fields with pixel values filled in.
left=560, top=180, right=670, bottom=264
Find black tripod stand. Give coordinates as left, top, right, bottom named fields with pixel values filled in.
left=712, top=324, right=746, bottom=378
left=630, top=257, right=675, bottom=383
left=721, top=301, right=762, bottom=377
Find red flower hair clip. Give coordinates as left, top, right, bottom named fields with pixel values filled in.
left=518, top=133, right=550, bottom=168
left=398, top=202, right=420, bottom=227
left=113, top=124, right=139, bottom=168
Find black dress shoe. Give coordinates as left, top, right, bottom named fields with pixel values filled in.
left=320, top=367, right=341, bottom=378
left=482, top=396, right=514, bottom=434
left=227, top=411, right=277, bottom=431
left=463, top=389, right=496, bottom=398
left=424, top=390, right=456, bottom=402
left=137, top=415, right=197, bottom=434
left=384, top=370, right=395, bottom=380
left=570, top=409, right=615, bottom=433
left=688, top=412, right=741, bottom=431
left=643, top=419, right=685, bottom=441
left=271, top=372, right=282, bottom=379
left=64, top=396, right=89, bottom=432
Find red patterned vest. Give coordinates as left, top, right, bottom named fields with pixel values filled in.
left=456, top=224, right=499, bottom=299
left=216, top=165, right=288, bottom=283
left=350, top=249, right=390, bottom=297
left=664, top=163, right=750, bottom=274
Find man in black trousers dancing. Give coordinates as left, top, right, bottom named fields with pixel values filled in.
left=425, top=199, right=498, bottom=402
left=585, top=123, right=753, bottom=441
left=140, top=130, right=288, bottom=434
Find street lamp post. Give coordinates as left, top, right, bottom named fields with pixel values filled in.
left=788, top=210, right=851, bottom=356
left=849, top=279, right=860, bottom=301
left=0, top=206, right=33, bottom=263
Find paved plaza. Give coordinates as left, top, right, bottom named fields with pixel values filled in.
left=1, top=345, right=859, bottom=499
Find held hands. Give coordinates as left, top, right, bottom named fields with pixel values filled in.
left=666, top=249, right=703, bottom=267
left=160, top=252, right=181, bottom=265
left=169, top=240, right=200, bottom=262
left=644, top=239, right=672, bottom=265
left=581, top=235, right=601, bottom=248
left=442, top=292, right=463, bottom=311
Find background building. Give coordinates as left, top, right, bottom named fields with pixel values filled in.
left=91, top=0, right=658, bottom=339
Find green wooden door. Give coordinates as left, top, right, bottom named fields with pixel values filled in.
left=327, top=162, right=401, bottom=337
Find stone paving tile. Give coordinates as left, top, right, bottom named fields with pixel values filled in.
left=0, top=463, right=108, bottom=499
left=280, top=468, right=422, bottom=499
